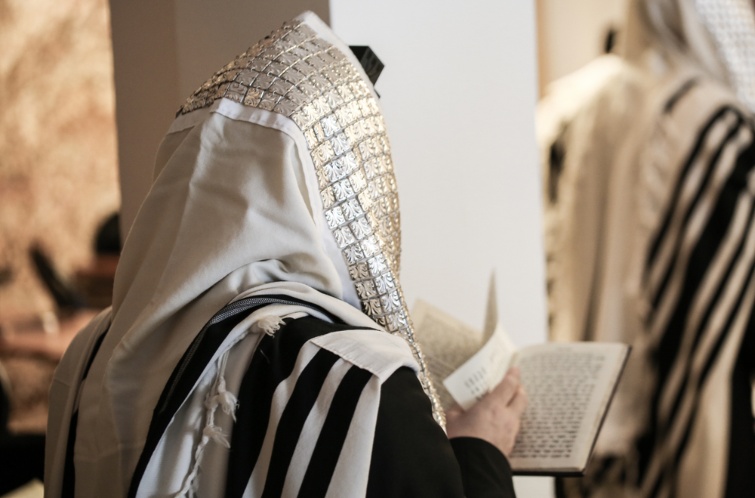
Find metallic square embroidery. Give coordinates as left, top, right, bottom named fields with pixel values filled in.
left=176, top=17, right=444, bottom=427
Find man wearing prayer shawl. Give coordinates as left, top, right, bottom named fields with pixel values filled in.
left=44, top=11, right=527, bottom=498
left=541, top=0, right=755, bottom=497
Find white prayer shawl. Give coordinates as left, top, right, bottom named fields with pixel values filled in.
left=540, top=1, right=755, bottom=496
left=630, top=70, right=755, bottom=498
left=45, top=12, right=427, bottom=497
left=622, top=0, right=755, bottom=111
left=543, top=63, right=755, bottom=498
left=155, top=307, right=417, bottom=498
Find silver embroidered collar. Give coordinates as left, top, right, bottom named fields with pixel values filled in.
left=178, top=18, right=445, bottom=425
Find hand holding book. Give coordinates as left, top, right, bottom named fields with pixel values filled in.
left=413, top=277, right=629, bottom=475
left=446, top=367, right=528, bottom=457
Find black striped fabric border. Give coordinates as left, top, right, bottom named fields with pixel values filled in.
left=639, top=99, right=755, bottom=496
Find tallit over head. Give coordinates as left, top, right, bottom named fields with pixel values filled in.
left=65, top=10, right=442, bottom=494
left=624, top=0, right=755, bottom=110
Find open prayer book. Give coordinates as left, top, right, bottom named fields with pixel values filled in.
left=412, top=281, right=630, bottom=476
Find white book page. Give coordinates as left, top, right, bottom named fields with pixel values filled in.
left=482, top=272, right=499, bottom=342
left=412, top=300, right=482, bottom=410
left=442, top=322, right=517, bottom=410
left=508, top=342, right=628, bottom=472
left=435, top=273, right=518, bottom=410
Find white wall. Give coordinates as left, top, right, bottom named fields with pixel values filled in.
left=330, top=2, right=550, bottom=495
left=329, top=4, right=547, bottom=347
left=109, top=0, right=180, bottom=240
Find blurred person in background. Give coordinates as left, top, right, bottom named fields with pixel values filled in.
left=540, top=0, right=755, bottom=497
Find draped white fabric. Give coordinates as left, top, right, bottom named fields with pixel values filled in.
left=540, top=2, right=755, bottom=497
left=44, top=12, right=421, bottom=497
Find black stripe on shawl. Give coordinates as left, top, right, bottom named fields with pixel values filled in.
left=647, top=113, right=754, bottom=405
left=155, top=295, right=345, bottom=419
left=61, top=411, right=78, bottom=498
left=128, top=296, right=354, bottom=498
left=225, top=316, right=373, bottom=498
left=644, top=252, right=755, bottom=497
left=297, top=366, right=373, bottom=498
left=127, top=304, right=257, bottom=498
left=650, top=110, right=744, bottom=310
left=638, top=111, right=755, bottom=487
left=62, top=327, right=109, bottom=498
left=663, top=78, right=698, bottom=115
left=725, top=300, right=755, bottom=498
left=673, top=255, right=755, bottom=462
left=642, top=215, right=755, bottom=495
left=260, top=349, right=341, bottom=497
left=661, top=194, right=755, bottom=435
left=646, top=106, right=737, bottom=273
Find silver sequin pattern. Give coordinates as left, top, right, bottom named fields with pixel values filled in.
left=694, top=0, right=755, bottom=110
left=178, top=20, right=445, bottom=426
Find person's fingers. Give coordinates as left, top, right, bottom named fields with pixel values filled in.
left=490, top=368, right=521, bottom=404
left=445, top=370, right=528, bottom=457
left=508, top=386, right=528, bottom=415
left=507, top=366, right=521, bottom=379
left=446, top=404, right=463, bottom=419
